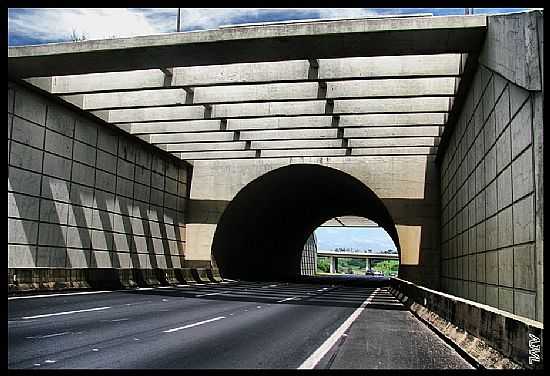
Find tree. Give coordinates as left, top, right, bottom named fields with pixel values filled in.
left=70, top=28, right=87, bottom=42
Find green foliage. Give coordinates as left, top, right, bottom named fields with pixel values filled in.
left=372, top=260, right=399, bottom=276
left=317, top=257, right=330, bottom=273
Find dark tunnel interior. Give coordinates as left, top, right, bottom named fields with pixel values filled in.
left=212, top=164, right=400, bottom=281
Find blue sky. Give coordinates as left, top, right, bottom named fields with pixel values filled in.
left=314, top=227, right=396, bottom=252
left=8, top=8, right=530, bottom=46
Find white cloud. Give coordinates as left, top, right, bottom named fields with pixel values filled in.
left=8, top=8, right=380, bottom=44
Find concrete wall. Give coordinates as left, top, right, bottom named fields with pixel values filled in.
left=8, top=81, right=190, bottom=272
left=186, top=154, right=440, bottom=287
left=439, top=11, right=543, bottom=322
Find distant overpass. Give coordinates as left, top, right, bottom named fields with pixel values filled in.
left=317, top=251, right=398, bottom=273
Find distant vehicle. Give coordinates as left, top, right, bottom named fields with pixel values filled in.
left=373, top=271, right=384, bottom=276
left=365, top=269, right=375, bottom=276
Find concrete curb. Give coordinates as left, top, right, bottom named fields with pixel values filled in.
left=191, top=268, right=212, bottom=284
left=176, top=268, right=198, bottom=284
left=390, top=278, right=543, bottom=369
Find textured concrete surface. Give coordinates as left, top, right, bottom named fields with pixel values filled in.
left=8, top=81, right=190, bottom=271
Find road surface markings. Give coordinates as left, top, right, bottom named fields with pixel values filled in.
left=163, top=316, right=226, bottom=333
left=26, top=332, right=70, bottom=339
left=21, top=306, right=111, bottom=320
left=298, top=288, right=380, bottom=369
left=44, top=360, right=56, bottom=364
left=136, top=287, right=154, bottom=291
left=277, top=297, right=300, bottom=303
left=195, top=291, right=227, bottom=297
left=8, top=290, right=112, bottom=300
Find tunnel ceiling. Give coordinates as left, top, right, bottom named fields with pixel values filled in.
left=8, top=14, right=488, bottom=163
left=211, top=164, right=400, bottom=280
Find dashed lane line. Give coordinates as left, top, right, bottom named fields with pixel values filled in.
left=21, top=306, right=111, bottom=320
left=163, top=316, right=226, bottom=333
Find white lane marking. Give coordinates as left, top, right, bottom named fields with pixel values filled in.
left=136, top=287, right=154, bottom=291
left=162, top=299, right=168, bottom=302
left=163, top=316, right=226, bottom=333
left=195, top=292, right=226, bottom=297
left=298, top=288, right=380, bottom=369
left=176, top=284, right=191, bottom=287
left=8, top=291, right=112, bottom=300
left=33, top=364, right=41, bottom=366
left=257, top=306, right=262, bottom=309
left=44, top=360, right=56, bottom=363
left=156, top=286, right=173, bottom=289
left=22, top=306, right=111, bottom=320
left=277, top=296, right=299, bottom=303
left=92, top=348, right=99, bottom=352
left=26, top=332, right=70, bottom=339
left=111, top=318, right=129, bottom=322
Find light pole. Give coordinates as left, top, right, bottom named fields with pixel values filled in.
left=177, top=8, right=181, bottom=32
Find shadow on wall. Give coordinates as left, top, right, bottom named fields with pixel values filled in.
left=211, top=164, right=402, bottom=281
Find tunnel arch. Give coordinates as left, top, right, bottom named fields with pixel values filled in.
left=212, top=164, right=400, bottom=281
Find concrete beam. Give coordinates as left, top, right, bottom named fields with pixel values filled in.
left=130, top=120, right=221, bottom=134
left=326, top=77, right=457, bottom=98
left=178, top=150, right=257, bottom=160
left=239, top=128, right=338, bottom=141
left=61, top=88, right=188, bottom=109
left=8, top=15, right=487, bottom=78
left=260, top=148, right=347, bottom=158
left=339, top=113, right=446, bottom=127
left=348, top=137, right=439, bottom=148
left=344, top=126, right=443, bottom=138
left=100, top=97, right=451, bottom=124
left=164, top=141, right=247, bottom=152
left=250, top=139, right=344, bottom=150
left=320, top=216, right=379, bottom=227
left=150, top=131, right=235, bottom=144
left=352, top=147, right=437, bottom=156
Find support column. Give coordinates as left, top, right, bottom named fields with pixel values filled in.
left=330, top=256, right=338, bottom=274
left=365, top=258, right=371, bottom=272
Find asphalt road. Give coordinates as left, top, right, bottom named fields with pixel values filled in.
left=8, top=277, right=473, bottom=369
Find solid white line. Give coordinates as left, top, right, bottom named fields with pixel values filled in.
left=298, top=288, right=380, bottom=369
left=8, top=290, right=112, bottom=300
left=163, top=316, right=226, bottom=333
left=22, top=306, right=111, bottom=320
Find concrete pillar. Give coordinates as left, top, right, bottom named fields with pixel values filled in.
left=365, top=258, right=371, bottom=272
left=330, top=256, right=338, bottom=274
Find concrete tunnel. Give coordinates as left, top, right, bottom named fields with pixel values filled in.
left=211, top=164, right=401, bottom=281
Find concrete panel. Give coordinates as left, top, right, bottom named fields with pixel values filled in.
left=496, top=165, right=512, bottom=211
left=514, top=244, right=535, bottom=291
left=74, top=117, right=98, bottom=146
left=66, top=248, right=90, bottom=268
left=498, top=247, right=514, bottom=288
left=251, top=139, right=343, bottom=150
left=40, top=199, right=69, bottom=224
left=43, top=152, right=72, bottom=180
left=38, top=223, right=67, bottom=247
left=510, top=101, right=532, bottom=160
left=95, top=170, right=116, bottom=192
left=11, top=116, right=45, bottom=149
left=485, top=251, right=498, bottom=285
left=497, top=206, right=513, bottom=249
left=45, top=129, right=72, bottom=159
left=13, top=88, right=47, bottom=125
left=352, top=147, right=434, bottom=156
left=8, top=244, right=36, bottom=268
left=71, top=162, right=95, bottom=187
left=513, top=194, right=535, bottom=244
left=10, top=141, right=43, bottom=172
left=512, top=146, right=534, bottom=201
left=42, top=175, right=70, bottom=203
left=8, top=192, right=40, bottom=220
left=8, top=218, right=38, bottom=244
left=73, top=140, right=96, bottom=167
left=348, top=137, right=438, bottom=148
left=485, top=216, right=498, bottom=251
left=45, top=105, right=75, bottom=137
left=514, top=290, right=536, bottom=320
left=36, top=247, right=66, bottom=267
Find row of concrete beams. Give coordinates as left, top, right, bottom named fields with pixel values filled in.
left=8, top=15, right=487, bottom=78
left=320, top=216, right=379, bottom=227
left=26, top=54, right=464, bottom=95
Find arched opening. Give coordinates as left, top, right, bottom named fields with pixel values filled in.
left=212, top=164, right=400, bottom=281
left=311, top=219, right=400, bottom=278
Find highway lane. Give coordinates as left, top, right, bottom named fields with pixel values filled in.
left=8, top=279, right=473, bottom=369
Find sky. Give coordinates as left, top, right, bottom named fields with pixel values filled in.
left=7, top=8, right=531, bottom=46
left=7, top=7, right=530, bottom=252
left=314, top=227, right=396, bottom=252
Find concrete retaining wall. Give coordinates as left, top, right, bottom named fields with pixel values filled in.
left=8, top=80, right=196, bottom=290
left=438, top=11, right=544, bottom=322
left=390, top=277, right=543, bottom=369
